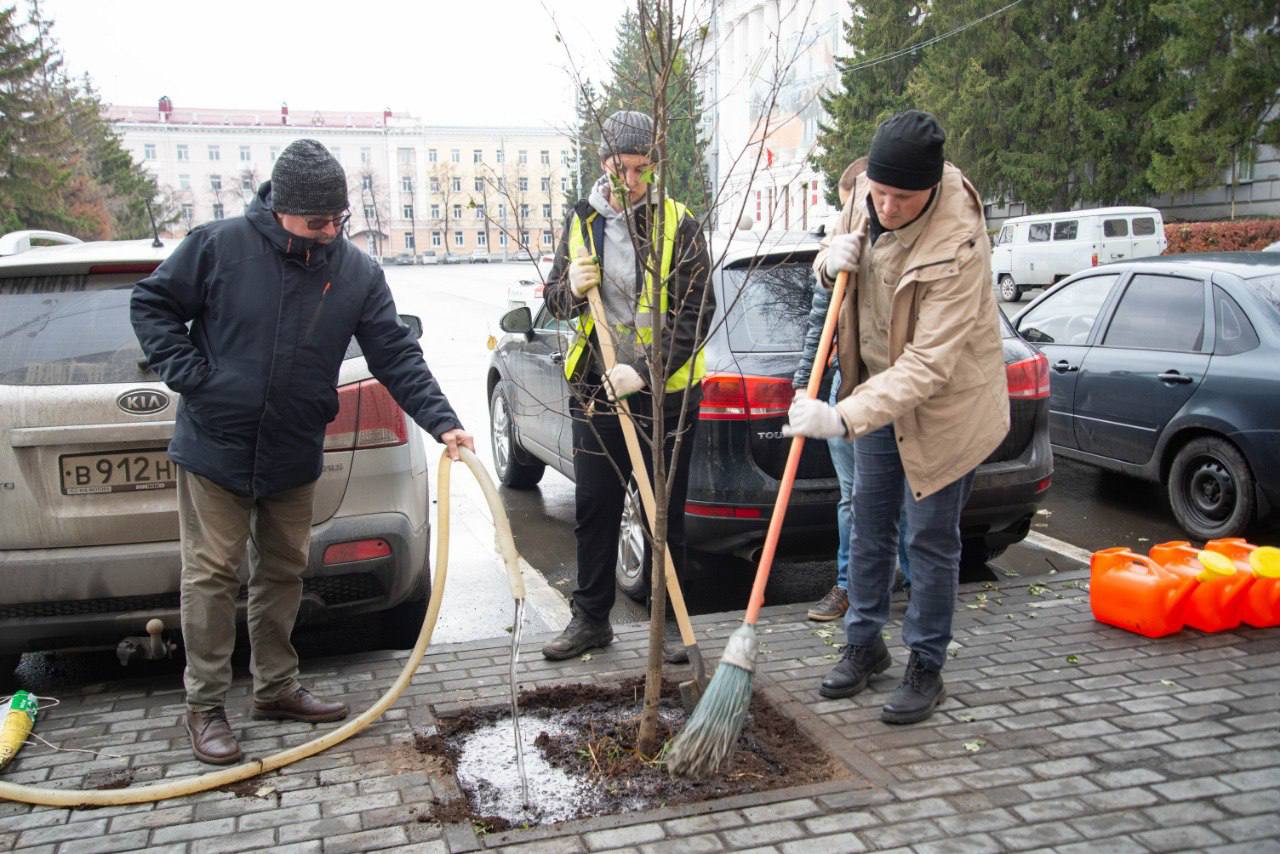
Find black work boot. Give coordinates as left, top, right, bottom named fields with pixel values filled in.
left=818, top=634, right=892, bottom=699
left=881, top=651, right=946, bottom=724
left=186, top=707, right=242, bottom=765
left=541, top=611, right=613, bottom=661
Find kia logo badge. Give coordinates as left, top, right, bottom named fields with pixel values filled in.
left=117, top=389, right=170, bottom=416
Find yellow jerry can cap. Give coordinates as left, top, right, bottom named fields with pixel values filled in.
left=1195, top=550, right=1236, bottom=579
left=1250, top=546, right=1280, bottom=579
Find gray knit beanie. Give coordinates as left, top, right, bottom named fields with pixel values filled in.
left=270, top=139, right=348, bottom=215
left=598, top=110, right=654, bottom=161
left=866, top=110, right=946, bottom=191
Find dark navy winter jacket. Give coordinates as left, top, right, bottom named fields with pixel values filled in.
left=131, top=182, right=461, bottom=498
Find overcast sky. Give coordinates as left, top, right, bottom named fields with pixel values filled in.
left=37, top=0, right=630, bottom=128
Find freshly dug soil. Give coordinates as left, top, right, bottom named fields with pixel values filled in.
left=418, top=677, right=840, bottom=829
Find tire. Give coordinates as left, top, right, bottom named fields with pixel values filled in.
left=381, top=591, right=429, bottom=650
left=0, top=654, right=20, bottom=690
left=998, top=274, right=1021, bottom=303
left=1168, top=437, right=1255, bottom=540
left=489, top=382, right=545, bottom=489
left=615, top=479, right=651, bottom=603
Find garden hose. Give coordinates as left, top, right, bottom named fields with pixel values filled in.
left=0, top=446, right=522, bottom=808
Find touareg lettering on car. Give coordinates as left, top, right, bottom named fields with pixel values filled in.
left=116, top=388, right=170, bottom=415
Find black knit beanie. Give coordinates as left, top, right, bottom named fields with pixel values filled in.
left=866, top=110, right=946, bottom=191
left=270, top=139, right=348, bottom=215
left=598, top=111, right=654, bottom=161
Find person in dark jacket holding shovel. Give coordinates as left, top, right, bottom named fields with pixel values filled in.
left=540, top=111, right=713, bottom=662
left=132, top=139, right=473, bottom=766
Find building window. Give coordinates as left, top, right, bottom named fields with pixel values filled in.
left=520, top=203, right=530, bottom=219
left=361, top=147, right=371, bottom=164
left=362, top=175, right=373, bottom=191
left=176, top=144, right=189, bottom=161
left=475, top=205, right=485, bottom=219
left=498, top=231, right=508, bottom=246
left=453, top=231, right=464, bottom=247
left=178, top=174, right=191, bottom=190
left=450, top=148, right=460, bottom=163
left=428, top=148, right=437, bottom=162
left=541, top=204, right=551, bottom=219
left=270, top=146, right=279, bottom=162
left=518, top=178, right=528, bottom=192
left=212, top=203, right=225, bottom=220
left=497, top=203, right=506, bottom=219
left=181, top=203, right=194, bottom=221
left=404, top=232, right=415, bottom=249
left=430, top=177, right=440, bottom=193
left=540, top=177, right=550, bottom=192
left=144, top=143, right=156, bottom=160
left=403, top=204, right=414, bottom=219
left=452, top=204, right=462, bottom=219
left=540, top=149, right=550, bottom=165
left=398, top=148, right=414, bottom=165
left=561, top=177, right=568, bottom=192
left=431, top=231, right=441, bottom=247
left=208, top=145, right=220, bottom=161
left=451, top=177, right=461, bottom=192
left=239, top=145, right=251, bottom=162
left=561, top=150, right=571, bottom=167
left=520, top=230, right=529, bottom=246
left=474, top=177, right=483, bottom=192
left=477, top=231, right=487, bottom=247
left=241, top=172, right=254, bottom=191
left=541, top=230, right=552, bottom=247
left=518, top=149, right=528, bottom=164
left=401, top=176, right=413, bottom=192
left=496, top=149, right=504, bottom=164
left=473, top=149, right=483, bottom=163
left=364, top=204, right=376, bottom=220
left=210, top=174, right=222, bottom=190
left=497, top=177, right=507, bottom=191
left=430, top=204, right=440, bottom=219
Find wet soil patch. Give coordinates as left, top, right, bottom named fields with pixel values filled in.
left=417, top=677, right=842, bottom=829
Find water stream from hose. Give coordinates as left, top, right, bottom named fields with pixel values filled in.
left=509, top=597, right=529, bottom=808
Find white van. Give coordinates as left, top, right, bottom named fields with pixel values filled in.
left=991, top=206, right=1166, bottom=302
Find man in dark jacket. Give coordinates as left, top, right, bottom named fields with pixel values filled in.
left=539, top=111, right=713, bottom=662
left=132, top=139, right=473, bottom=765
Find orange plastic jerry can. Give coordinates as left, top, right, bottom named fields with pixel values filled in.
left=1148, top=541, right=1250, bottom=633
left=1090, top=547, right=1196, bottom=638
left=1204, top=539, right=1280, bottom=629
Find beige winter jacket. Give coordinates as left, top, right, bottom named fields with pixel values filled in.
left=815, top=161, right=1009, bottom=500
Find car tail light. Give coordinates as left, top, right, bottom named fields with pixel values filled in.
left=685, top=503, right=763, bottom=518
left=699, top=373, right=793, bottom=420
left=1006, top=353, right=1050, bottom=399
left=1091, top=253, right=1099, bottom=267
left=324, top=379, right=408, bottom=450
left=1035, top=476, right=1052, bottom=493
left=323, top=538, right=392, bottom=565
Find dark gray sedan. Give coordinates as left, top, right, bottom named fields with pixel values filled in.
left=1013, top=252, right=1280, bottom=540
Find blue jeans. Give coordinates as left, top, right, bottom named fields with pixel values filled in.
left=844, top=425, right=974, bottom=670
left=828, top=375, right=910, bottom=590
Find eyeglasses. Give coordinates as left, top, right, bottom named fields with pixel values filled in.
left=304, top=211, right=351, bottom=231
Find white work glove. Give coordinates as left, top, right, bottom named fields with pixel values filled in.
left=824, top=220, right=869, bottom=279
left=782, top=397, right=847, bottom=439
left=569, top=247, right=600, bottom=297
left=603, top=363, right=645, bottom=402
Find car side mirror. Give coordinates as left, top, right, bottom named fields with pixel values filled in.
left=399, top=314, right=424, bottom=339
left=499, top=306, right=533, bottom=335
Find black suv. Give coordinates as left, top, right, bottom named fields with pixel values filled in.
left=487, top=233, right=1052, bottom=598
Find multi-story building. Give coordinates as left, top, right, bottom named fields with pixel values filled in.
left=108, top=97, right=575, bottom=259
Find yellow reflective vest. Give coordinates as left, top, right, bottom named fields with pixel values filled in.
left=563, top=198, right=706, bottom=393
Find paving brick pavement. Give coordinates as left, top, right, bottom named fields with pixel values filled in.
left=1, top=568, right=1277, bottom=852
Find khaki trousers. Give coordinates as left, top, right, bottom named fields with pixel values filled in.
left=177, top=467, right=316, bottom=710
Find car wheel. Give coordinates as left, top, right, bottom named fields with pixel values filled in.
left=615, top=479, right=651, bottom=603
left=998, top=274, right=1020, bottom=303
left=0, top=654, right=20, bottom=688
left=489, top=382, right=545, bottom=489
left=381, top=591, right=429, bottom=650
left=1168, top=437, right=1255, bottom=540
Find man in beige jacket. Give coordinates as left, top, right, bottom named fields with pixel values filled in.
left=784, top=110, right=1008, bottom=724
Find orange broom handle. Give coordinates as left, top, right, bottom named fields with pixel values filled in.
left=744, top=269, right=850, bottom=625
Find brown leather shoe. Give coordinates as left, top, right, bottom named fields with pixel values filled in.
left=252, top=687, right=349, bottom=723
left=807, top=585, right=849, bottom=622
left=186, top=707, right=242, bottom=765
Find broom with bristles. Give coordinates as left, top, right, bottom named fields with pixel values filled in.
left=666, top=266, right=852, bottom=778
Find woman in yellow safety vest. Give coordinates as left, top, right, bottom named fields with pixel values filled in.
left=539, top=110, right=713, bottom=663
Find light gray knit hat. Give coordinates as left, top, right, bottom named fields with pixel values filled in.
left=598, top=110, right=654, bottom=160
left=270, top=139, right=348, bottom=215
